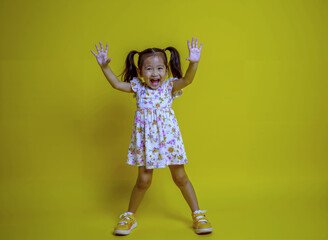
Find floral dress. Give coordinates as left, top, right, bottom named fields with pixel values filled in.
left=126, top=77, right=188, bottom=169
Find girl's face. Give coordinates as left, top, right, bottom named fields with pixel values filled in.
left=138, top=55, right=168, bottom=90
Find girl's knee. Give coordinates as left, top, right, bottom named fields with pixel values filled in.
left=169, top=165, right=189, bottom=187
left=136, top=167, right=153, bottom=189
left=136, top=176, right=152, bottom=189
left=172, top=173, right=189, bottom=187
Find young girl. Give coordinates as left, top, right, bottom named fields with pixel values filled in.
left=91, top=37, right=213, bottom=235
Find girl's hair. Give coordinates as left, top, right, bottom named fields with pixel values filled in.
left=120, top=47, right=182, bottom=82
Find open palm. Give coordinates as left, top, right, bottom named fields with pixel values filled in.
left=91, top=42, right=112, bottom=67
left=186, top=37, right=203, bottom=63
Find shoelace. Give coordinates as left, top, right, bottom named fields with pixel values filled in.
left=118, top=212, right=134, bottom=225
left=193, top=210, right=208, bottom=223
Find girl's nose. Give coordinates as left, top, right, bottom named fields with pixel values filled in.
left=151, top=71, right=159, bottom=76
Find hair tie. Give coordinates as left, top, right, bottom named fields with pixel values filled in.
left=137, top=52, right=140, bottom=55
left=163, top=48, right=166, bottom=51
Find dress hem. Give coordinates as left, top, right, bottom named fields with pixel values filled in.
left=125, top=162, right=187, bottom=169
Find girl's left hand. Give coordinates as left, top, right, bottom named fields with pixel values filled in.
left=186, top=37, right=203, bottom=63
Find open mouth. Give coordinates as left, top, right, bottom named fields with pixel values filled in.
left=150, top=79, right=160, bottom=87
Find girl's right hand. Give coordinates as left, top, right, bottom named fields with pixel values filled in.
left=91, top=42, right=112, bottom=67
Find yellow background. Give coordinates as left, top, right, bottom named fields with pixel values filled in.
left=0, top=0, right=327, bottom=239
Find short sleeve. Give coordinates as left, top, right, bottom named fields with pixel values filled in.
left=168, top=77, right=183, bottom=99
left=130, top=77, right=141, bottom=98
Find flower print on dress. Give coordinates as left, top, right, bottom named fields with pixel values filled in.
left=126, top=77, right=187, bottom=169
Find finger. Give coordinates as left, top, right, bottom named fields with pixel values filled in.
left=99, top=41, right=104, bottom=52
left=106, top=58, right=112, bottom=64
left=199, top=42, right=203, bottom=51
left=192, top=37, right=195, bottom=48
left=187, top=39, right=191, bottom=50
left=91, top=50, right=98, bottom=57
left=105, top=43, right=108, bottom=54
left=196, top=38, right=198, bottom=48
left=95, top=44, right=100, bottom=54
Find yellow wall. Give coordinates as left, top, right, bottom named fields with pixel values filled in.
left=0, top=0, right=327, bottom=239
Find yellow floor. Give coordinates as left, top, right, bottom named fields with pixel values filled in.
left=0, top=174, right=327, bottom=240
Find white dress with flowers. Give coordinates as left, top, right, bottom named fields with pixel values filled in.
left=126, top=77, right=188, bottom=169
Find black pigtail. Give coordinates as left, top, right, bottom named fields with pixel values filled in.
left=165, top=47, right=182, bottom=79
left=121, top=50, right=139, bottom=82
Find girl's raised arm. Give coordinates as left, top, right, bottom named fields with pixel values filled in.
left=172, top=37, right=203, bottom=92
left=91, top=42, right=133, bottom=93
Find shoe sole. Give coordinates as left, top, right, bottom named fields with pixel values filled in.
left=113, top=222, right=137, bottom=235
left=195, top=227, right=213, bottom=234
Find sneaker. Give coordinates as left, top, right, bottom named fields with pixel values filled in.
left=113, top=211, right=137, bottom=235
left=192, top=210, right=213, bottom=234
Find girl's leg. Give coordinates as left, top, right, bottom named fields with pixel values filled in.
left=168, top=164, right=200, bottom=212
left=127, top=166, right=154, bottom=213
